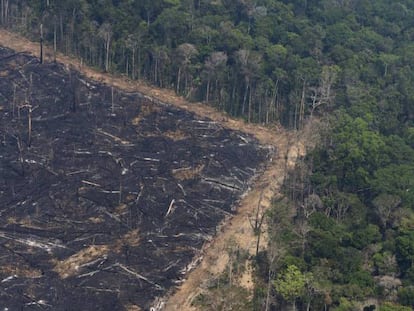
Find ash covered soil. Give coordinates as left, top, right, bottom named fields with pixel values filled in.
left=0, top=47, right=269, bottom=310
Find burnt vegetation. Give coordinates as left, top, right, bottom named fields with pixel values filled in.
left=0, top=47, right=268, bottom=309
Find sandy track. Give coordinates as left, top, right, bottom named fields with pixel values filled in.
left=163, top=134, right=305, bottom=310
left=0, top=28, right=307, bottom=310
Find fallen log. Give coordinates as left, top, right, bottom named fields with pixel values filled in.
left=165, top=199, right=176, bottom=218
left=114, top=263, right=163, bottom=290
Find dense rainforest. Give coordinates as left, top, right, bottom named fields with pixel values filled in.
left=1, top=0, right=414, bottom=310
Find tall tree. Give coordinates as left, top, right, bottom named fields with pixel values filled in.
left=203, top=51, right=227, bottom=103
left=98, top=22, right=112, bottom=72
left=175, top=43, right=198, bottom=95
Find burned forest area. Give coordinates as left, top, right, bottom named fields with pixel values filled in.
left=0, top=47, right=269, bottom=310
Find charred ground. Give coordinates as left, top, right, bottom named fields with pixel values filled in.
left=0, top=47, right=269, bottom=310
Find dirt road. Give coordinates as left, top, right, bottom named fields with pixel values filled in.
left=0, top=28, right=307, bottom=310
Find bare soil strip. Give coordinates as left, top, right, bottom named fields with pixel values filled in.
left=0, top=28, right=307, bottom=309
left=163, top=143, right=306, bottom=310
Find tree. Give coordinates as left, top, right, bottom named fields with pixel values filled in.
left=150, top=45, right=170, bottom=87
left=235, top=49, right=261, bottom=122
left=327, top=113, right=387, bottom=191
left=0, top=0, right=9, bottom=25
left=372, top=193, right=401, bottom=229
left=98, top=22, right=112, bottom=72
left=125, top=23, right=147, bottom=80
left=39, top=23, right=44, bottom=64
left=371, top=165, right=414, bottom=206
left=203, top=51, right=227, bottom=103
left=249, top=190, right=266, bottom=257
left=309, top=65, right=340, bottom=116
left=396, top=231, right=414, bottom=279
left=273, top=265, right=307, bottom=311
left=175, top=43, right=198, bottom=95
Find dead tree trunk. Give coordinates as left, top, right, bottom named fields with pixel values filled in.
left=28, top=105, right=32, bottom=147
left=249, top=190, right=265, bottom=257
left=11, top=83, right=16, bottom=118
left=176, top=66, right=181, bottom=94
left=69, top=71, right=79, bottom=113
left=206, top=78, right=210, bottom=103
left=299, top=79, right=306, bottom=130
left=13, top=134, right=25, bottom=175
left=40, top=23, right=44, bottom=64
left=1, top=0, right=9, bottom=26
left=53, top=16, right=57, bottom=63
left=111, top=86, right=115, bottom=114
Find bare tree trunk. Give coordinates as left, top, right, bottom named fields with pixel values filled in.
left=59, top=12, right=64, bottom=50
left=125, top=55, right=128, bottom=75
left=4, top=0, right=8, bottom=26
left=248, top=85, right=253, bottom=123
left=119, top=175, right=123, bottom=204
left=271, top=79, right=279, bottom=123
left=249, top=190, right=266, bottom=257
left=1, top=0, right=9, bottom=26
left=299, top=79, right=306, bottom=129
left=40, top=23, right=44, bottom=64
left=111, top=87, right=115, bottom=114
left=70, top=8, right=77, bottom=54
left=1, top=0, right=4, bottom=25
left=231, top=78, right=236, bottom=115
left=154, top=58, right=158, bottom=84
left=214, top=79, right=219, bottom=104
left=206, top=78, right=210, bottom=102
left=294, top=94, right=298, bottom=130
left=105, top=38, right=110, bottom=72
left=242, top=81, right=249, bottom=117
left=158, top=61, right=163, bottom=88
left=176, top=67, right=181, bottom=94
left=132, top=47, right=135, bottom=80
left=184, top=73, right=188, bottom=96
left=28, top=105, right=32, bottom=147
left=137, top=46, right=141, bottom=80
left=12, top=83, right=16, bottom=118
left=69, top=71, right=79, bottom=113
left=53, top=17, right=57, bottom=62
left=14, top=135, right=24, bottom=175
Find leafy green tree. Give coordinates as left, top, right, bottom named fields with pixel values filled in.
left=396, top=231, right=414, bottom=280
left=371, top=165, right=414, bottom=206
left=273, top=264, right=307, bottom=311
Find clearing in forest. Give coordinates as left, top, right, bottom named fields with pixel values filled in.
left=0, top=29, right=307, bottom=310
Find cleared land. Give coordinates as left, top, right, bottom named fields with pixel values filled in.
left=0, top=29, right=307, bottom=310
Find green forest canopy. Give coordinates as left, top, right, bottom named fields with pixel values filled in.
left=2, top=0, right=413, bottom=127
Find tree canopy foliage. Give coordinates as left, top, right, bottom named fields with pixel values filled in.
left=2, top=0, right=413, bottom=127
